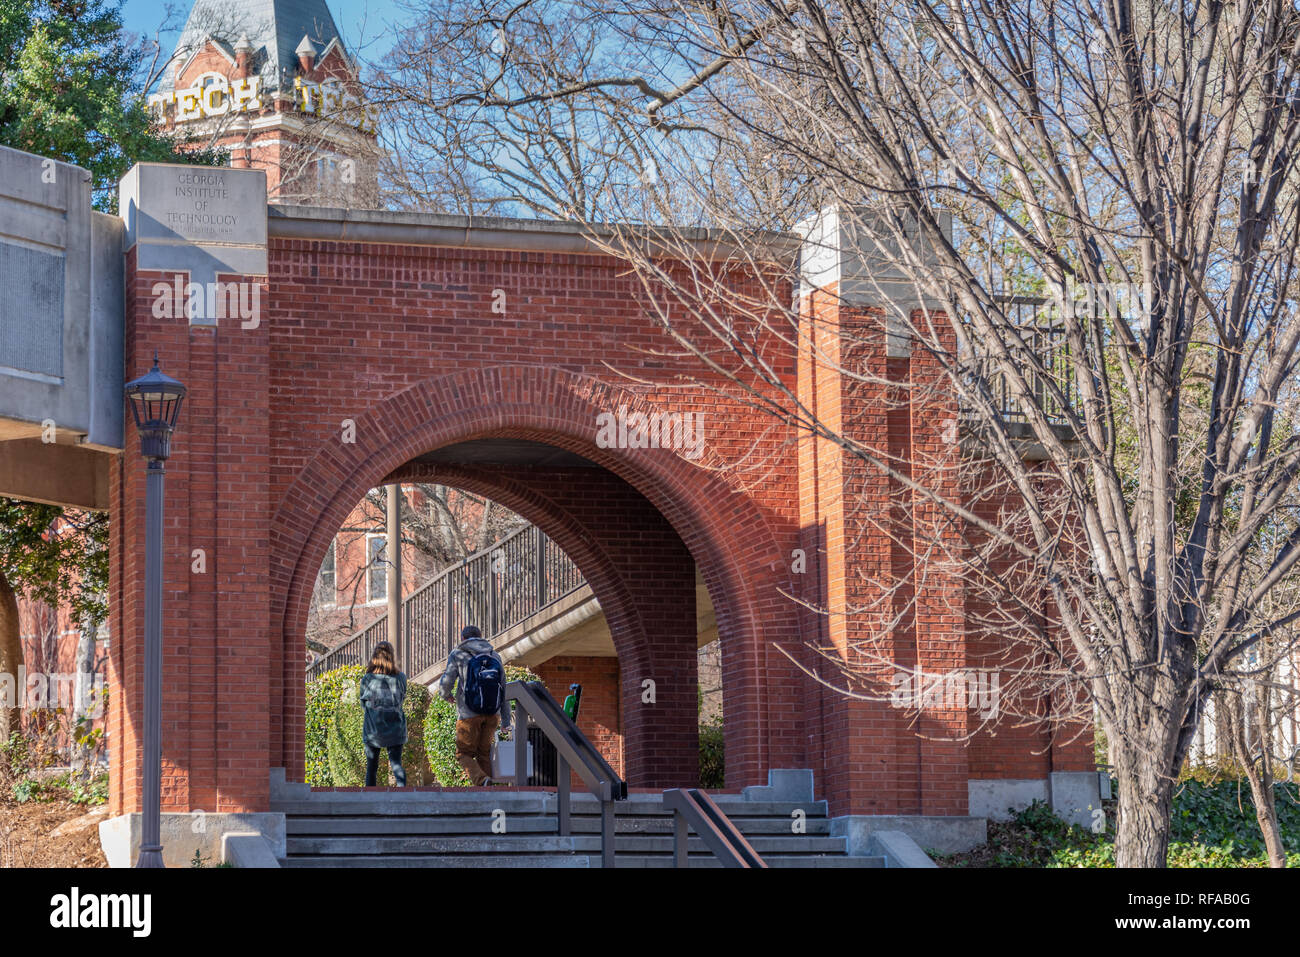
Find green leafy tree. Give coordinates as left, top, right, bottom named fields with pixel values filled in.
left=0, top=1, right=217, bottom=736
left=0, top=501, right=108, bottom=737
left=0, top=0, right=217, bottom=211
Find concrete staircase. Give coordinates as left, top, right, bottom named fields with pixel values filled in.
left=272, top=778, right=886, bottom=868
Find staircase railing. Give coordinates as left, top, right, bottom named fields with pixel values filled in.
left=307, top=525, right=586, bottom=681
left=662, top=788, right=767, bottom=868
left=507, top=680, right=627, bottom=868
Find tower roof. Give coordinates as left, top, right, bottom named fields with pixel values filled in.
left=163, top=0, right=345, bottom=93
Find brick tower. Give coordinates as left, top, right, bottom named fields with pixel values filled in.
left=147, top=0, right=380, bottom=206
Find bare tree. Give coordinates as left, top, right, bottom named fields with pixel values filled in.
left=376, top=0, right=1300, bottom=867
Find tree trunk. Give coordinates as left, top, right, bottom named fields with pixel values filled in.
left=1114, top=754, right=1175, bottom=867
left=1226, top=690, right=1288, bottom=867
left=0, top=568, right=22, bottom=742
left=71, top=616, right=99, bottom=780
left=1248, top=776, right=1288, bottom=868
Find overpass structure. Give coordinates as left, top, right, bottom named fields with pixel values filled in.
left=0, top=146, right=123, bottom=510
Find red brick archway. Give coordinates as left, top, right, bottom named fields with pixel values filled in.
left=269, top=365, right=804, bottom=789
left=108, top=191, right=1094, bottom=822
left=385, top=461, right=653, bottom=783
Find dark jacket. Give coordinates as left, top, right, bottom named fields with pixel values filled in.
left=437, top=638, right=512, bottom=729
left=359, top=671, right=408, bottom=748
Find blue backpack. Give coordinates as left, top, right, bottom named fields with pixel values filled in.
left=464, top=652, right=504, bottom=715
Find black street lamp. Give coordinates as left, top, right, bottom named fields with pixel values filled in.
left=123, top=355, right=186, bottom=868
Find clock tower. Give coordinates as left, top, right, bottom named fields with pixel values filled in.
left=148, top=0, right=380, bottom=206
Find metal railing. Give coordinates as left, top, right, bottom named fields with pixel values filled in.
left=307, top=525, right=586, bottom=681
left=507, top=680, right=627, bottom=868
left=960, top=296, right=1080, bottom=427
left=662, top=788, right=768, bottom=868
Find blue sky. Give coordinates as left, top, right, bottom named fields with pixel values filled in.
left=120, top=0, right=408, bottom=69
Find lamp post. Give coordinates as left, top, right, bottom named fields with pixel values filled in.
left=123, top=356, right=186, bottom=868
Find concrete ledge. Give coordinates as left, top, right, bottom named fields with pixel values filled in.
left=1049, top=771, right=1104, bottom=829
left=868, top=830, right=937, bottom=868
left=0, top=439, right=112, bottom=509
left=270, top=767, right=311, bottom=803
left=267, top=204, right=800, bottom=261
left=222, top=832, right=281, bottom=868
left=968, top=778, right=1049, bottom=821
left=831, top=814, right=986, bottom=856
left=968, top=774, right=1104, bottom=829
left=98, top=812, right=286, bottom=868
left=741, top=769, right=814, bottom=803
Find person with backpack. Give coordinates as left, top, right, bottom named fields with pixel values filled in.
left=437, top=625, right=512, bottom=785
left=359, top=640, right=408, bottom=787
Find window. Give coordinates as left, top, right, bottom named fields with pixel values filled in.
left=367, top=533, right=387, bottom=603
left=319, top=538, right=337, bottom=604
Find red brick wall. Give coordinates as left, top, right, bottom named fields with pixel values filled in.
left=534, top=655, right=623, bottom=784
left=963, top=460, right=1095, bottom=779
left=112, top=237, right=806, bottom=813
left=110, top=220, right=1092, bottom=818
left=109, top=250, right=274, bottom=816
left=795, top=290, right=1092, bottom=815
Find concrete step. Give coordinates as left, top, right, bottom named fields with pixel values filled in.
left=597, top=835, right=847, bottom=855
left=612, top=855, right=886, bottom=868
left=284, top=813, right=832, bottom=837
left=286, top=834, right=849, bottom=856
left=283, top=854, right=593, bottom=868
left=286, top=816, right=558, bottom=835
left=288, top=834, right=581, bottom=855
left=275, top=796, right=828, bottom=819
left=567, top=816, right=831, bottom=835
left=570, top=798, right=830, bottom=818
left=271, top=797, right=549, bottom=816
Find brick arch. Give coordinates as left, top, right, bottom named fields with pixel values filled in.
left=384, top=461, right=674, bottom=785
left=270, top=365, right=798, bottom=787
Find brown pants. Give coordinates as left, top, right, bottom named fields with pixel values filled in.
left=455, top=714, right=500, bottom=785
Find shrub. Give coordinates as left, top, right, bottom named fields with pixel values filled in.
left=304, top=667, right=354, bottom=787
left=935, top=777, right=1300, bottom=867
left=1166, top=777, right=1300, bottom=857
left=698, top=717, right=725, bottom=789
left=423, top=665, right=541, bottom=786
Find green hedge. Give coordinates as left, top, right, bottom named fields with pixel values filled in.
left=306, top=663, right=545, bottom=787
left=936, top=778, right=1300, bottom=867
left=699, top=717, right=725, bottom=789
left=305, top=665, right=432, bottom=786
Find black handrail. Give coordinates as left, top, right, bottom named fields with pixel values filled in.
left=959, top=295, right=1081, bottom=427
left=506, top=680, right=627, bottom=868
left=662, top=788, right=767, bottom=868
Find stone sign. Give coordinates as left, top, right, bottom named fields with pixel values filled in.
left=122, top=164, right=267, bottom=248
left=119, top=163, right=267, bottom=326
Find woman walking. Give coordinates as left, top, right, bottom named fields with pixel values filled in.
left=359, top=641, right=408, bottom=787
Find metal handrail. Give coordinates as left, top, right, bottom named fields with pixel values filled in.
left=506, top=680, right=627, bottom=868
left=662, top=788, right=768, bottom=868
left=959, top=295, right=1081, bottom=427
left=307, top=524, right=586, bottom=681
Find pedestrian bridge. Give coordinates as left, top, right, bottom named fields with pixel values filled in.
left=0, top=146, right=122, bottom=509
